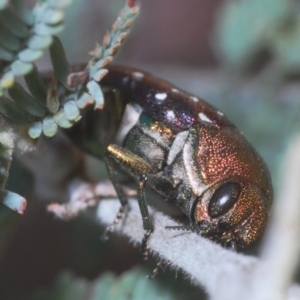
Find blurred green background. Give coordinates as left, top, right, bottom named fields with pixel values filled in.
left=1, top=0, right=300, bottom=299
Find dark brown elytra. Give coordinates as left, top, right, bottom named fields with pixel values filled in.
left=66, top=65, right=273, bottom=254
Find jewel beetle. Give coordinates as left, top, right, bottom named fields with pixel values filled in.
left=66, top=65, right=273, bottom=252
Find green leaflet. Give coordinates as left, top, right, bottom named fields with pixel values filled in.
left=33, top=22, right=65, bottom=35
left=11, top=0, right=34, bottom=26
left=43, top=8, right=65, bottom=25
left=0, top=97, right=35, bottom=123
left=63, top=100, right=80, bottom=121
left=8, top=82, right=46, bottom=117
left=0, top=71, right=14, bottom=88
left=0, top=0, right=73, bottom=92
left=11, top=60, right=33, bottom=76
left=28, top=268, right=176, bottom=300
left=28, top=121, right=43, bottom=139
left=0, top=9, right=29, bottom=38
left=0, top=189, right=27, bottom=214
left=27, top=35, right=53, bottom=50
left=24, top=64, right=47, bottom=106
left=49, top=36, right=72, bottom=90
left=53, top=108, right=73, bottom=128
left=87, top=80, right=104, bottom=110
left=43, top=116, right=58, bottom=137
left=0, top=22, right=21, bottom=51
left=18, top=48, right=43, bottom=63
left=0, top=45, right=14, bottom=61
left=75, top=92, right=94, bottom=109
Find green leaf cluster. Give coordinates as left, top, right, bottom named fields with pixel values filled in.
left=29, top=268, right=176, bottom=300
left=0, top=0, right=72, bottom=93
left=0, top=0, right=139, bottom=139
left=0, top=0, right=73, bottom=137
left=0, top=0, right=139, bottom=212
left=215, top=0, right=300, bottom=72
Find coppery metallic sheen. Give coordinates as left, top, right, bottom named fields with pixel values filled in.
left=67, top=65, right=273, bottom=250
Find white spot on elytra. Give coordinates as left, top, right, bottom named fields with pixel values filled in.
left=155, top=92, right=167, bottom=101
left=217, top=111, right=224, bottom=116
left=132, top=71, right=144, bottom=80
left=198, top=112, right=213, bottom=123
left=172, top=88, right=179, bottom=93
left=190, top=96, right=199, bottom=102
left=166, top=110, right=175, bottom=120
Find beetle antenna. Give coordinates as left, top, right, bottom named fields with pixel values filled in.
left=165, top=225, right=195, bottom=232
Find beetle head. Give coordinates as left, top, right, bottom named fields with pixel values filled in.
left=183, top=124, right=273, bottom=249
left=193, top=179, right=269, bottom=249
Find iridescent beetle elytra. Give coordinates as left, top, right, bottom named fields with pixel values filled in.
left=66, top=65, right=273, bottom=253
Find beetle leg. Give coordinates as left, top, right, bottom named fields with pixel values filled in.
left=102, top=156, right=129, bottom=240
left=105, top=144, right=154, bottom=259
left=138, top=175, right=154, bottom=261
left=228, top=240, right=239, bottom=252
left=147, top=258, right=170, bottom=279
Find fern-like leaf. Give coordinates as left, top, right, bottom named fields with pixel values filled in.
left=0, top=0, right=73, bottom=95
left=0, top=0, right=139, bottom=213
left=25, top=0, right=139, bottom=139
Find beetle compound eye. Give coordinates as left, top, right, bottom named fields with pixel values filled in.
left=208, top=182, right=241, bottom=218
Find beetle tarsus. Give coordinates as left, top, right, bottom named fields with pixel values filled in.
left=141, top=229, right=153, bottom=261
left=101, top=204, right=128, bottom=240
left=101, top=224, right=114, bottom=241
left=147, top=258, right=170, bottom=279
left=114, top=205, right=127, bottom=224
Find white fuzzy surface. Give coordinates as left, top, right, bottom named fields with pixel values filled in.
left=0, top=130, right=14, bottom=149
left=97, top=199, right=300, bottom=300
left=59, top=133, right=300, bottom=300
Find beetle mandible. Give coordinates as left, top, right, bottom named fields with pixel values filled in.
left=67, top=65, right=273, bottom=253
